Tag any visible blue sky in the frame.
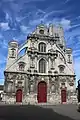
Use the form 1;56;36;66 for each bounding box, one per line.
0;0;80;87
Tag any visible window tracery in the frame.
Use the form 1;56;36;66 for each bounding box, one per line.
38;42;46;52
39;58;46;73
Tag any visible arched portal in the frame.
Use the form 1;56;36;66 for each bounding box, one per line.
16;89;22;102
37;81;47;103
61;89;66;103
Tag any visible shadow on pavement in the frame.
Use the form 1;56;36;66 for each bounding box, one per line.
0;105;75;120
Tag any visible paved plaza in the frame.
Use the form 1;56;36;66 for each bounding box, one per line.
41;104;80;120
0;104;79;120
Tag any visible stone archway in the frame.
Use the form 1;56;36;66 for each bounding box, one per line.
16;89;22;102
37;81;47;103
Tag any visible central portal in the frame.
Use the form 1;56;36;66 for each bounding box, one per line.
37;81;47;103
16;89;22;102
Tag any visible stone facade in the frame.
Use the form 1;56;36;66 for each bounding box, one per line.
2;23;77;104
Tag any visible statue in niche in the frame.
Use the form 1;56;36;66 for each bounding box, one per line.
11;82;15;93
30;84;34;92
52;77;55;82
30;54;35;67
7;81;13;93
51;84;55;93
55;79;59;92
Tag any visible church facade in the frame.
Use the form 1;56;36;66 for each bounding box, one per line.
2;24;77;104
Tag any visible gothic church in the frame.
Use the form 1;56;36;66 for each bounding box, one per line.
2;23;77;104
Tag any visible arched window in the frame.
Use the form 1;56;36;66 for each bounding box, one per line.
18;62;25;71
39;59;46;73
39;29;44;34
11;48;16;58
58;65;65;73
38;43;46;52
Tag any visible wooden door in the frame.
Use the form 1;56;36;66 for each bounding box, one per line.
61;89;66;103
16;89;22;102
37;81;47;103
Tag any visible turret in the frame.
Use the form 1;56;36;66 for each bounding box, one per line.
49;23;53;36
35;23;48;35
66;48;72;64
6;40;18;69
57;24;65;47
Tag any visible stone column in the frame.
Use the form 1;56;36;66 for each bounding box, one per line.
48;57;51;71
47;76;50;94
7;81;13;93
35;56;37;70
12;81;15;93
51;56;55;69
55;76;59;94
28;55;31;68
30;54;35;67
25;75;29;94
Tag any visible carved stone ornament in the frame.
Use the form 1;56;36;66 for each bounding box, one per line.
59;76;66;81
9;73;17;80
67;76;74;83
69;82;74;86
61;79;66;82
17;74;25;80
5;73;17;80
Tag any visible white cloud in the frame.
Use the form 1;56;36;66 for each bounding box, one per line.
0;34;3;39
73;49;80;58
20;25;31;34
24;0;45;3
0;57;6;64
36;9;45;15
60;18;71;30
3;40;8;49
29;18;44;26
16;12;32;22
0;22;10;31
43;10;64;20
2;0;15;1
64;0;71;4
0;39;8;49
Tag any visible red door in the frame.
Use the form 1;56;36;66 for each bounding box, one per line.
61;89;66;103
37;81;47;103
16;89;22;102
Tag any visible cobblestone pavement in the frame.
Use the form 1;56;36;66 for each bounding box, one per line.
0;104;79;120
